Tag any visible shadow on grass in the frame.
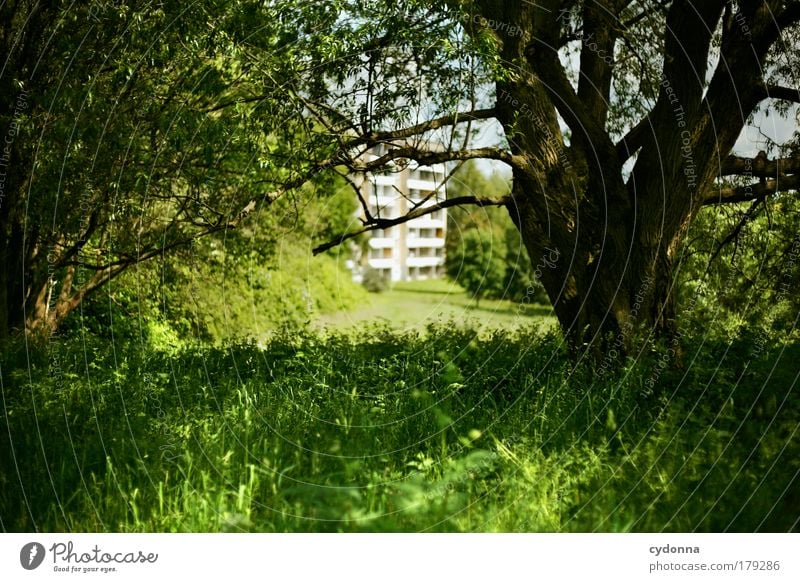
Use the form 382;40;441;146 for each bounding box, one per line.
390;286;455;296
466;301;554;319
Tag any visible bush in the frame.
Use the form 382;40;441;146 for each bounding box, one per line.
361;267;388;293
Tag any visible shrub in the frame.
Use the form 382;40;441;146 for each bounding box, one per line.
361;267;388;293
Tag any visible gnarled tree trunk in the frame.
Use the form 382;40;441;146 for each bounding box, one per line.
478;0;784;359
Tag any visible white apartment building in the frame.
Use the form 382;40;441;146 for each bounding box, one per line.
352;151;448;282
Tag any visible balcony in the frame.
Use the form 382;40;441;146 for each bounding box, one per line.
408;217;446;229
368;237;394;248
407;237;445;249
368;258;395;270
370;175;397;186
406;178;441;191
407;257;444;268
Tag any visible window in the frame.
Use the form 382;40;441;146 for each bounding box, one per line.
377;203;395;218
418;169;435;183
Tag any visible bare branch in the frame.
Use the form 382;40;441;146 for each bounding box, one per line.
704;198;764;273
332;167;374;224
312;195;510;255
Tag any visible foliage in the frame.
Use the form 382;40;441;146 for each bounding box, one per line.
678;195;800;342
445;161;547;304
361;267;389;293
2;324;797;532
0;1;367;334
59;186;367;344
447;228;507;304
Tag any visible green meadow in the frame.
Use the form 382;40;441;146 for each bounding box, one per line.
2;283;797;532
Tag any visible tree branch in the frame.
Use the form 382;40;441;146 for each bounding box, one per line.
757;83;800;103
720;152;800;177
576;3;619;129
345;108;498;149
529;35;617;164
700;1;792;161
616;115;649;160
312;195;510;255
704;198;765;272
620;0;672;31
703;174;800;205
349;145;521;173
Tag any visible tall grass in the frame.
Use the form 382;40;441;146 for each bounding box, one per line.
1;324;797;532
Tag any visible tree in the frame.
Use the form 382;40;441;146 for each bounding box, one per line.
295;0;800;358
448;227;506;306
445;161;547;304
0;1;334;338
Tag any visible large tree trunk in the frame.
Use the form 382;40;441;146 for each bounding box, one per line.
510;174;680;360
493;66;685;358
481;0;763;360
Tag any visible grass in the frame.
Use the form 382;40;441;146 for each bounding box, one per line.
1;323;798;532
313;278;557;335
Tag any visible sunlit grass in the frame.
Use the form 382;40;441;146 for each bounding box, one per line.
313;278;557;335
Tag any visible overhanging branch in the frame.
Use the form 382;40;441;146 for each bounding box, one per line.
703;174;800;205
350;145;521;173
757;84;800;104
344;109;498;150
704;198;765;273
720;152;800;177
312;195;510;255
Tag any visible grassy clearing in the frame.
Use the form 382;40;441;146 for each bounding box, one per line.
313;278;557;335
2;326;797;532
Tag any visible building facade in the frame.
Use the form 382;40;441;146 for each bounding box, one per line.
353;154;448;282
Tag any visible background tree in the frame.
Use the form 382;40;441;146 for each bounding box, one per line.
447;227;506;306
445;160;546;304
